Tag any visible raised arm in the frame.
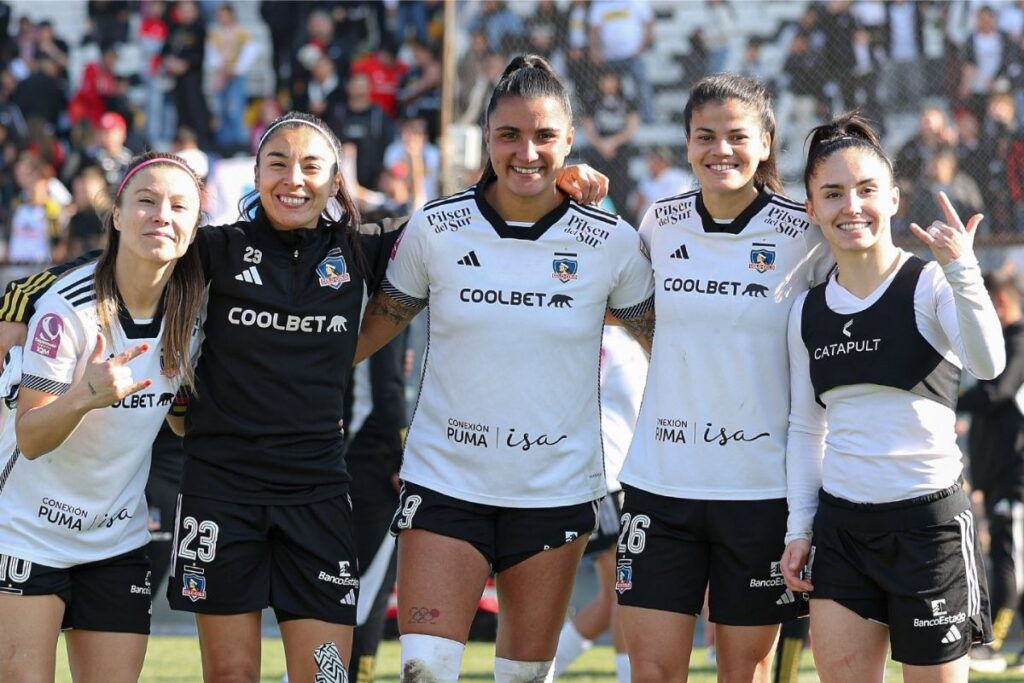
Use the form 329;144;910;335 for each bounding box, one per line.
911;192;1005;380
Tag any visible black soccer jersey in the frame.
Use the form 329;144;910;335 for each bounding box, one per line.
181;213;400;504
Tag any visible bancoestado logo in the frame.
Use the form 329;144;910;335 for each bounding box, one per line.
914;612;967;628
227;308;348;333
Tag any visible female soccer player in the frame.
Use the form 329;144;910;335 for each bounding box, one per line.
0;152;205;683
0;110;609;683
615;73;833;681
782;114;1005;682
354;55;655;683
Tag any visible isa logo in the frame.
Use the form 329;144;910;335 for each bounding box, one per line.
615;559;633;594
317;249;352;289
30;313;64;359
181;566;207;602
552;252;579;283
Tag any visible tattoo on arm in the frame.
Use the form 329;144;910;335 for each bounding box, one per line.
367;292;426;328
618;310;656;353
87;381;97;396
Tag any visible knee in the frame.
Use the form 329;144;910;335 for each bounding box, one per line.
716;660;771;683
629;658;685;683
202;655;260;683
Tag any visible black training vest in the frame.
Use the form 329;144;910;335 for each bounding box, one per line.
800;256;960;409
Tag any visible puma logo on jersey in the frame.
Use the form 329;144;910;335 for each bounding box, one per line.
548;294;573;308
234;266;263;285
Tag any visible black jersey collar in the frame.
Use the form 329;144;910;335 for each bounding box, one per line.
115;287;166;339
696;188;773;235
251;209;328;253
474;181;570;241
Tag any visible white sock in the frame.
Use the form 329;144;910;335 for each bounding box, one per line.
399;634;465;683
553;621;592;676
494;657;555;683
615;653;631;683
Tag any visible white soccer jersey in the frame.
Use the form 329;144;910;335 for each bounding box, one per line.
600;326;647;492
386;185;654;507
619;189;833;500
0;264;200;568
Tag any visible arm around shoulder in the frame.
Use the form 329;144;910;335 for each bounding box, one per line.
355;289;425;365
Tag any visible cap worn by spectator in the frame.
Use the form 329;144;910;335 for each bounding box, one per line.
99;112;126;133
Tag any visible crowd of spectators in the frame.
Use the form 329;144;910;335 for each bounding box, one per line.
451;1;1024;232
11;0;1024;273
766;1;1024;236
0;0;446;271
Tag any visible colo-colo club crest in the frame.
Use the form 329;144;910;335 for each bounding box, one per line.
317;248;351;289
748;242;776;274
552;252;579;283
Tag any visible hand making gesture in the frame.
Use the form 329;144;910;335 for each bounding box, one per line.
909;191;982;266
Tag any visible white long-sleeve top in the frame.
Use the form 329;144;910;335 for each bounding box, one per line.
785;251;1005;543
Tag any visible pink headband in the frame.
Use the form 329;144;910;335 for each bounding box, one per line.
116;158;197;198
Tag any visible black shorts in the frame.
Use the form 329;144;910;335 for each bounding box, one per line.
809;483;992;666
615;486;802;625
166;493;358;625
390;481;599;573
585;490;623;556
0;547;152;634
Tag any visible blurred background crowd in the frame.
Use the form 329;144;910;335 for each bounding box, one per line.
4;0;1024;276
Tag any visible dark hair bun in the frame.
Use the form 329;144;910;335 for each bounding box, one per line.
806;112;882;157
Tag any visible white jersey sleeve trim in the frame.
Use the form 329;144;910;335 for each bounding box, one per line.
384;211;431;301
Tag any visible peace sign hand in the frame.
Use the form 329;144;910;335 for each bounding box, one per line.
909;192;982;266
74;334;152;410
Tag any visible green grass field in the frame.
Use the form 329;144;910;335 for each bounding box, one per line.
52;637;1024;682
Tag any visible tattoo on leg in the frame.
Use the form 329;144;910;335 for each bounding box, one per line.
408;606;440;625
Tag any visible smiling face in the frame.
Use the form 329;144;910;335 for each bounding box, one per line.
113;165;201;265
687;98;771;198
484;95;573;206
806;147;899;255
256;125;340;231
